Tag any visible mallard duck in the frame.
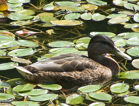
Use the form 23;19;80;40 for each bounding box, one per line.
15;35;131;86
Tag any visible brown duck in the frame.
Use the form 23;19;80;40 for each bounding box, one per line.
15;35;131;86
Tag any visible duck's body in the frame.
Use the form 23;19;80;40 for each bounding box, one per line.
15;35;131;86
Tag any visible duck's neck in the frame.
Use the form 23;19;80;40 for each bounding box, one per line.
88;53;120;76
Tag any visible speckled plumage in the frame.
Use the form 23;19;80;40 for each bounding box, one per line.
15;35;131;86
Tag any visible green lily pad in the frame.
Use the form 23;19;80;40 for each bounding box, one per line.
19;89;48;96
0;62;18;71
18;40;38;47
134;85;139;91
0;81;10;88
87;0;107;6
48;41;74;48
66;94;84;105
51;20;83;26
90;32;116;38
13;83;35;93
12;101;39;106
107;14;127;19
126;37;139;46
8;13;33;21
59;6;85;12
81;13;92;20
38;84;62;90
92;13;106;21
124;3;139;11
113;0;125;6
134;13;139;22
124;23;139;29
16;9;34;16
89;92;112;102
78;85;101;93
0;31;15;41
37;54;54;61
0;93;14;101
8;0;30;3
108;16;130;24
29;94;58;102
89;102;105;106
49;48;78;56
0;41;18;49
118;32;139;39
10;20;33;26
6;78;24;87
117;70;139;79
43;4;54;11
64;13;80;20
8;48;36;57
110;83;129;94
132;59;139;69
55;1;80;7
124;96;139;104
127;47;139;57
114;38;126;47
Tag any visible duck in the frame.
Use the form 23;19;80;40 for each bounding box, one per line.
15;35;132;86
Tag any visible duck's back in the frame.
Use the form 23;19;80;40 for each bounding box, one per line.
21;53;112;85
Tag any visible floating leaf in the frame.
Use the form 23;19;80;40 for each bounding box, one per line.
0;62;18;71
66;94;84;105
132;59;139;69
48;41;74;48
124;3;139;11
18;40;38;48
43;4;54;11
0;93;14;101
110;83;129;94
113;0;125;6
107;14;127;19
64;13;80;20
133;13;139;22
134;85;139;91
0;41;18;49
126;37;139;46
55;1;80;7
78;85;101;93
0;30;15;41
87;0;107;6
90;32;116;38
0;81;10;89
29;94;58;102
38;84;62;90
89;92;112;102
51;20;83;26
127;47;139;57
8;48;36;57
81;13;92;20
59;6;84;12
82;4;98;11
89;102;105;106
92;13;106;21
12;101;39;106
19;89;48;96
6;78;24;87
114;38;126;47
118;70;139;79
124;96;139;104
37;54;54;61
0;49;6;56
118;32;139;39
16;9;35;16
108;16;130;24
8;0;30;3
10;20;33;26
13;83;35;93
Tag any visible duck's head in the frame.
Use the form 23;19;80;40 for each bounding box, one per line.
88;35;132;61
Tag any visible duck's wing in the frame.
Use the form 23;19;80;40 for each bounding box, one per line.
25;53;96;73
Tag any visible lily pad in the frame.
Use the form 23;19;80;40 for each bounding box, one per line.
0;62;18;71
38;84;62;90
64;13;80;20
0;93;14;101
107;14;127;19
48;41;74;48
13;83;35;93
0;81;10;89
78;85;101;93
12;101;39;106
110;83;129;94
133;13;139;22
80;13;92;20
108;16;130;24
92;13;106;21
87;0;107;6
17;40;38;47
51;20;83;26
0;49;6;56
10;20;33;26
114;38;126;47
89;92;112;102
134;85;139;91
29;94;58;102
8;0;30;3
89;102;105;106
0;41;18;49
55;1;80;7
132;59;139;69
19;89;48;96
8;48;36;57
16;9;35;16
126;37;139;46
127;47;139;57
118;32;139;39
117;70;139;79
81;4;98;11
90;32;116;38
66;94;84;105
124;96;139;104
43;4;55;11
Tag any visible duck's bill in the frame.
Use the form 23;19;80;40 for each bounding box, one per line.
114;47;132;60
